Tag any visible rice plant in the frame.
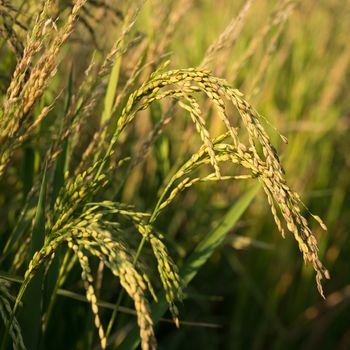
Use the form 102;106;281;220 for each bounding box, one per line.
1;0;347;349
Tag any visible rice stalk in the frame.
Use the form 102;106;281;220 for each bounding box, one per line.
0;2;332;349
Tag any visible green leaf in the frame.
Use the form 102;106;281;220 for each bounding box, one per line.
51;65;74;206
21;146;35;198
100;41;123;137
180;182;261;284
30;166;47;256
118;182;260;350
44;67;74;335
18;163;48;350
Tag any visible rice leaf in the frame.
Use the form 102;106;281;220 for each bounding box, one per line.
101;38;123;132
18;163;47;350
51;65;74;206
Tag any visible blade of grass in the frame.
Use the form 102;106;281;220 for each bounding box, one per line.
118;182;260;350
51;65;74;206
17;163;47;350
43;66;75;335
99;35;123;145
21;146;35;199
102;55;122;124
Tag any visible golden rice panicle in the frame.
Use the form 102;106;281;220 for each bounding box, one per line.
116;249;157;350
0;151;10;178
68;240;107;349
23;243;54;282
102;237;156;350
52;163;108;232
18;0;87;118
71;223;156;350
178;96;221;179
3;0;53;106
0;0;87;178
219;84;329;294
111;67;328;294
137;224;182;326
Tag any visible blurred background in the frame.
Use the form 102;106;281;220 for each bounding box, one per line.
1;0;350;349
